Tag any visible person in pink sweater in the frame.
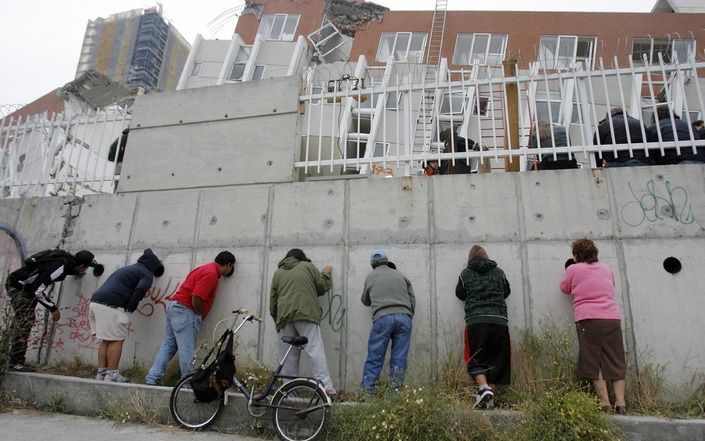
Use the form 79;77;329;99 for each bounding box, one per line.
560;239;627;414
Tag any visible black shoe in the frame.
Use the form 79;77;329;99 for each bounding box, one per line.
10;364;35;372
615;406;627;415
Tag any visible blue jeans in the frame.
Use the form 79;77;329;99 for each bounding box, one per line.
146;301;200;384
361;313;413;393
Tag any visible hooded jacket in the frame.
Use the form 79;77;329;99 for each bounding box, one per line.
455;258;511;326
269;256;332;331
91;249;162;313
7;250;88;312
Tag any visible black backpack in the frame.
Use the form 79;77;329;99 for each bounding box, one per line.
7;249;72;291
190;329;236;402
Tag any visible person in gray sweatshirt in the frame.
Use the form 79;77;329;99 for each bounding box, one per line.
360;249;415;394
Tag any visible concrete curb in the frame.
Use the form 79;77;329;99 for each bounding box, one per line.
2;372;705;441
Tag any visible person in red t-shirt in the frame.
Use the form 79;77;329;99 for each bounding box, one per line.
145;251;236;385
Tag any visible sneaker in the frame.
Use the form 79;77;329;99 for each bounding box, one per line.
9;364;35;372
474;387;495;410
145;378;160;386
105;370;129;383
96;368;107;381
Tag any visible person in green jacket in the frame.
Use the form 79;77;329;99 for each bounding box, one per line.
455;245;511;410
270;248;336;396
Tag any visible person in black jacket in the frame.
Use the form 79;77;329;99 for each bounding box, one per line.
455;245;511;410
646;106;704;164
594;107;652;167
529;121;579;170
6;249;95;372
89;249;163;382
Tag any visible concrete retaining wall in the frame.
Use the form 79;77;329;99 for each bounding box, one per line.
1;166;704;390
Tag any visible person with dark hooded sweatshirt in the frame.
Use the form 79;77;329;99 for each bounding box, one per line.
455;245;511;410
270;248;336;398
89;249;164;382
6;249;96;372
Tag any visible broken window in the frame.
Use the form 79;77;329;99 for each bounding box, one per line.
632;37;695;64
228;46;252;81
257;14;300;41
538;35;595;69
375;32;428;63
452;33;507;65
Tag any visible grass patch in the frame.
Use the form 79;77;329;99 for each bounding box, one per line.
42;356;96;378
515;388;622;441
328;385;498;441
98;391;159;425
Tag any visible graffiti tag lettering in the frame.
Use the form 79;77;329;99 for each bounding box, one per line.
620;180;703;228
320;288;346;332
137;278;181;317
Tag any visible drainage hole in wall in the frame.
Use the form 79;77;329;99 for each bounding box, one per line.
663;257;682;274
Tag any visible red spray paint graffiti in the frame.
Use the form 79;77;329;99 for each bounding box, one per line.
136;277;181;317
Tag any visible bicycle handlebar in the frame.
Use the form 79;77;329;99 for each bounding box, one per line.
233;307;262;323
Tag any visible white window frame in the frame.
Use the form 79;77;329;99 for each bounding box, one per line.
228;46;252;82
452;33;508;66
252;65;266;80
375;32;428;63
257;14;300;41
191;62;202;77
631;37;696;64
538;35;596;69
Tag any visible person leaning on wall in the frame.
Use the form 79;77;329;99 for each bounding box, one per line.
560;239;627;415
360;249;415;395
5;249;96;372
269;248;337;399
455;245;511;410
145;251;236;385
89;248;164;382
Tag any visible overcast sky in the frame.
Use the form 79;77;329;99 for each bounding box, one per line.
0;0;656;106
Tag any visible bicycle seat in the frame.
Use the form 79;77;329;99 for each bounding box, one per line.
281;336;308;346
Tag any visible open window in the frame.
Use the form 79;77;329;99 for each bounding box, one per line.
228;46;252;82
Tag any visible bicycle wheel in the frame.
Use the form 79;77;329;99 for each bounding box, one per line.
169;372;224;429
271;379;330;441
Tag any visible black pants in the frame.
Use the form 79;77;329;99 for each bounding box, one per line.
8;287;38;366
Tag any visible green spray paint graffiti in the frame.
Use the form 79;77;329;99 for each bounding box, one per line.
620;180;703;227
320;287;346;332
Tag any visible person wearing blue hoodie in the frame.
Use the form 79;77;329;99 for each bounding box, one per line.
89;249;164;382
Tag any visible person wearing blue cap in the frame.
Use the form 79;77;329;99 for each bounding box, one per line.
360;249;415;394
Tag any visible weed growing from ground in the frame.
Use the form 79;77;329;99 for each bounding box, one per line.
328;385;498;441
515;388;622;441
99;391;159;425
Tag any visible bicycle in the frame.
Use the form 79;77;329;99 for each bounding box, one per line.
169;308;332;441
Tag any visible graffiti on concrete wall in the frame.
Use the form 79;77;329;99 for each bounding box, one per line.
620;180;703;228
320;287;346;332
136;277;181;317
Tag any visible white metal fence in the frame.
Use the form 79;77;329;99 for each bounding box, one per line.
298;53;705;177
0;108;130;199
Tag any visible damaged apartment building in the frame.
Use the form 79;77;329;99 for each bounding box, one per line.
175;0;705;179
3;0;705;194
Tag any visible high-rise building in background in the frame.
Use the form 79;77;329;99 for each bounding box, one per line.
75;5;191;93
